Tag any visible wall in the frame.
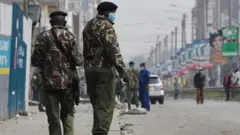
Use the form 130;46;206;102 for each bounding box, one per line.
0;1;12;121
0;2;32;120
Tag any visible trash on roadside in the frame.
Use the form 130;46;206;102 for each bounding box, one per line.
127;108;147;115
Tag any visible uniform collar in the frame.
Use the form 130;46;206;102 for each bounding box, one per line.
52;25;68;30
96;14;114;25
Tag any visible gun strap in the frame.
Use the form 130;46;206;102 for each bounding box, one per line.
50;28;76;71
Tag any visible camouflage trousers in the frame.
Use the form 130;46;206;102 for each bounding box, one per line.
85;68;116;135
127;88;139;108
43;90;75;135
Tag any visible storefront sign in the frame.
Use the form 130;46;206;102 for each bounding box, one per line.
222;27;239;57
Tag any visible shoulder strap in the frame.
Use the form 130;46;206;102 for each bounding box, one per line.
51;28;76;70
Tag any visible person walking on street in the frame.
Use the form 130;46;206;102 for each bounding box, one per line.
194;68;205;105
139;63;150;111
126;61;139;110
115;72;123;104
173;78;180;100
223;71;232;101
31;11;83;135
82;2;129;135
31;69;45;112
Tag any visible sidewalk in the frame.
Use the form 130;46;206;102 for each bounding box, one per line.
0;104;120;135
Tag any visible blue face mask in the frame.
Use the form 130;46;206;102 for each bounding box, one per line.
108;13;116;22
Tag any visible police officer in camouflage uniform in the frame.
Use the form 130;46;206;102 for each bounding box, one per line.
83;2;129;135
31;11;82;135
126;61;139;110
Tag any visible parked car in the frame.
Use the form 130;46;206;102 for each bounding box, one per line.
148;74;164;104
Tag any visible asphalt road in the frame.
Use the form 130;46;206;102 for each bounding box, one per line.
120;99;240;135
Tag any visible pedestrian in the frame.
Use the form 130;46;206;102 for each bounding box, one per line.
139;63;150;111
31;11;83;135
82;2;129;135
32;69;45;112
194;68;205;105
126;61;139;111
232;68;240;85
31;75;39;102
173;77;180;100
115;71;123;103
223;71;232;101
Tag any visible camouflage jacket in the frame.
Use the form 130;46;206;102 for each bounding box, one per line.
82;15;127;77
31;26;83;90
127;68;139;89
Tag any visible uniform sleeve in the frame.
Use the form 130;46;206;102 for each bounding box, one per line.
31;35;45;67
71;36;83;66
100;23;127;77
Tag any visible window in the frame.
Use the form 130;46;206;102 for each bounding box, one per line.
68;3;75;10
149;77;160;84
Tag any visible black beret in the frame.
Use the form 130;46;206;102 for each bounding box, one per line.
97;1;118;12
140;63;145;66
129;61;134;65
49;11;67;18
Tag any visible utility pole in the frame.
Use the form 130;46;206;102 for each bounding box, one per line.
156;36;160;64
171;31;174;56
23;0;29;14
164;36;166;61
228;0;232;27
191;8;195;42
181;14;186;48
216;0;220;29
203;0;207;38
159;42;162;62
166;35;168;60
175;27;178;54
154;48;157;67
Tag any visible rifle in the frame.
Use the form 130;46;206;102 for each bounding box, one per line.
51;28;80;106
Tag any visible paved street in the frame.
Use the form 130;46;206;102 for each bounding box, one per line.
120;99;240;135
0;104;120;135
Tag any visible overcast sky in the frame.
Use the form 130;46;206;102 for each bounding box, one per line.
103;0;196;62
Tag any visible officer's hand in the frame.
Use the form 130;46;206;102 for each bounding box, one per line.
122;74;129;83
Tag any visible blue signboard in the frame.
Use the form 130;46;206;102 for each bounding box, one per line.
8;3;27;117
0;38;11;74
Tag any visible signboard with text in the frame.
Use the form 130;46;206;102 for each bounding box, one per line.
0;38;11;74
222;27;239;57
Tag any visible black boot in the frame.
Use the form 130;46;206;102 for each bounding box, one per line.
128;104;131;111
38;104;45;112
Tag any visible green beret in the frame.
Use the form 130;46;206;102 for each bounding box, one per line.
49;11;67;18
97;2;118;12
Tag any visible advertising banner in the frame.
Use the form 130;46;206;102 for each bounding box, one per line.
222;27;239;57
209;30;227;64
0;38;11;74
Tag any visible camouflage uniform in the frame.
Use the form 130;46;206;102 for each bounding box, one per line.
83;14;127;135
126;68;139;109
31;21;82;135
